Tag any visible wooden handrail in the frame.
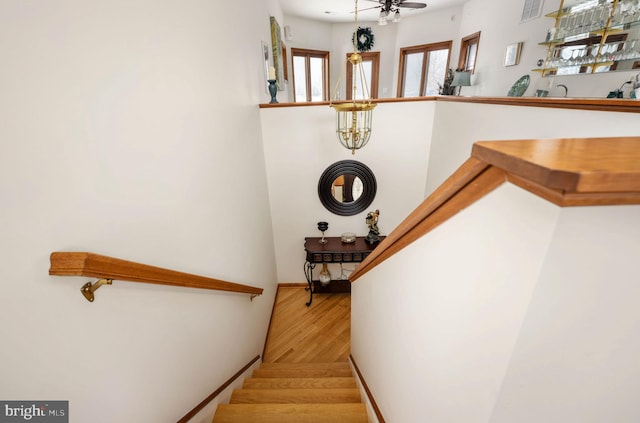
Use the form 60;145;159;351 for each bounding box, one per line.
49;252;263;301
259;96;640;114
350;137;640;282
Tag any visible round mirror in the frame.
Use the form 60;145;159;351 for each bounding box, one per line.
330;175;364;203
318;160;376;216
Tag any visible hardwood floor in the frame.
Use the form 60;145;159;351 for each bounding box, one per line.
212;287;364;422
262;285;351;363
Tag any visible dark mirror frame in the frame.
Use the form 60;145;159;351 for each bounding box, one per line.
318;160;377;216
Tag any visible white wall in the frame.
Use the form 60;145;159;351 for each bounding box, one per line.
458;0;555;96
260;95;640;283
460;0;640;97
351;182;640;421
393;6;465;92
260;101;434;282
0;1;278;422
285;6;463;99
352;184;562;422
490;205;640;422
330;21;400;99
427;101;640;195
279;15;333;103
284;0;640;98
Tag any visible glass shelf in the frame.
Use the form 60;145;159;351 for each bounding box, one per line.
536;0;640;76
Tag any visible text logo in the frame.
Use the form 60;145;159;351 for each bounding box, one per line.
0;401;68;423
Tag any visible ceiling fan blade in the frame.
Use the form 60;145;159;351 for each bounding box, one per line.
397;2;427;8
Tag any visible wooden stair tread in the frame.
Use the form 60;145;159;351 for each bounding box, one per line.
212;403;368;423
252;367;353;378
242;377;357;389
259;361;351;370
230;388;361;404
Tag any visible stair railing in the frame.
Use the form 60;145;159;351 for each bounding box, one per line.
350;136;640;282
49;251;263;302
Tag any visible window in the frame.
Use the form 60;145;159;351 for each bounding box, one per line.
458;31;481;73
397;41;452;98
346;52;380;99
291;48;329;102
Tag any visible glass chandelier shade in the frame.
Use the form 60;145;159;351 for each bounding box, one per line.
330;0;376;155
332;101;375;154
378;9;389;25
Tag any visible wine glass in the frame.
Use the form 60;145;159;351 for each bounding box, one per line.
317;221;329;244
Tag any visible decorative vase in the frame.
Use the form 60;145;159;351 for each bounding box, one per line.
319;263;332;286
268;79;278;104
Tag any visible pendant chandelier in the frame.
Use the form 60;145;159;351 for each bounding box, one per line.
330;0;376;155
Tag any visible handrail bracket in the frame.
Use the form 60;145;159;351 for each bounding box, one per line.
81;278;113;302
250;293;260;301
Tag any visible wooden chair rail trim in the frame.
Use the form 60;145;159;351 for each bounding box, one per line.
349;137;640;282
259;96;640;114
436;95;640;114
176;355;260;423
49;252;264;295
350;354;386;423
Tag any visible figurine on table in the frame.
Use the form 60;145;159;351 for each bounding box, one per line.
365;209;380;244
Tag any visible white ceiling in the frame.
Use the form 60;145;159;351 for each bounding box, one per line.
279;0;469;23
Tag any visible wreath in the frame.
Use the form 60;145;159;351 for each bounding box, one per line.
352;27;375;52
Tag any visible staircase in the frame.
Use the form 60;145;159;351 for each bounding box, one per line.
212;361;369;422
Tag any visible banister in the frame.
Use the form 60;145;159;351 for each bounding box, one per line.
350;137;640;282
49;252;263;302
259;96;640;114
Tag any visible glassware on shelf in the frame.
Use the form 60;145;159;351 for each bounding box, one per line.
556;2;613;40
538;0;640;74
621;40;639;60
587;44;601;63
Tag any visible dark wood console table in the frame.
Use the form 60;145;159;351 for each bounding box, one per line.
303;236;384;306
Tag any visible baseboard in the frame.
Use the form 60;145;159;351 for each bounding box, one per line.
176;355;260;423
349;354;386;423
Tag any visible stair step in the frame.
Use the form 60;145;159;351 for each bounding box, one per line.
230;388;361;404
253;362;353;379
252;367;353;378
259;361;351;370
212;403;368;423
242;376;357;389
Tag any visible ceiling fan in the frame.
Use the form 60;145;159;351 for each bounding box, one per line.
358;0;427;24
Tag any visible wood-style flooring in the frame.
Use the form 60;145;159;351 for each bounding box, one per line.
262;285;351;363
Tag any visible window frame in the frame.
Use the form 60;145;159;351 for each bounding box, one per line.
396;41;452;98
458;31;481;73
291;48;330;102
346;51;381;99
